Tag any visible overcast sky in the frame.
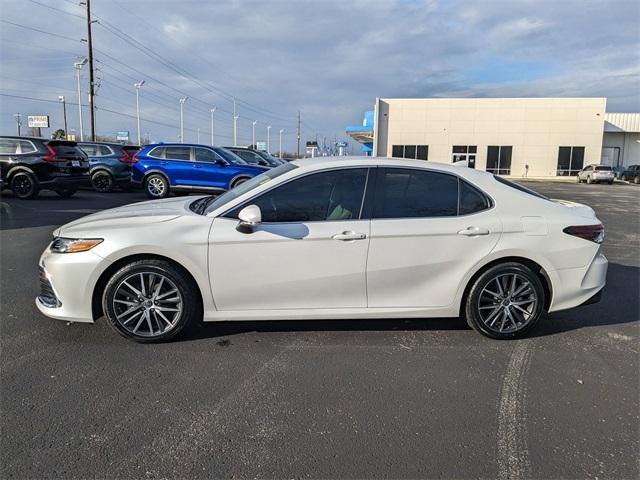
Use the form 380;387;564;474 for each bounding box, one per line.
1;0;639;152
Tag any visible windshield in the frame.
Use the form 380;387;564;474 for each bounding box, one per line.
255;150;284;166
202;162;298;215
213;147;248;165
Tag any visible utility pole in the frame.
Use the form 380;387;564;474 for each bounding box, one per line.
210;107;216;146
267;125;272;153
74;58;88;141
232;98;239;146
197;128;200;143
58;96;68;139
252;121;257;148
13;113;21;136
279;129;284;158
84;0;96;141
179;97;188;143
296;111;301;158
134;80;144;145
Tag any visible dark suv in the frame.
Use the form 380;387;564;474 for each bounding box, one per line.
225;146;284;167
0;136;90;199
78;142;137;192
622;165;640;184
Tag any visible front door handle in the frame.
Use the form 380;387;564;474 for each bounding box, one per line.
332;231;367;241
458;226;490;236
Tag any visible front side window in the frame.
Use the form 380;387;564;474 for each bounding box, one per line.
227;168;368;222
486;146;512;175
373;168;458;218
195;147;222;163
164;146;191;161
557;146;585;176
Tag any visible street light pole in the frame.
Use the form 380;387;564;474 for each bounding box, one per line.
252;121;257;148
74;57;88;141
232;98;239;146
279;129;284;158
13;113;21;136
267;125;271;153
210;107;216;146
134;80;144;145
179;97;188;143
58;96;68;139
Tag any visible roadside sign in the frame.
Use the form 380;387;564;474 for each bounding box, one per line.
116;131;129;141
256;141;267;152
27;115;49;128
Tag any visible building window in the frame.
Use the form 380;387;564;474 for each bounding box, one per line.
391;145;428;160
486;146;512;175
556;146;585;176
452;145;477;168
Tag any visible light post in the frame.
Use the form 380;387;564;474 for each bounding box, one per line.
179;97;188;143
74;57;88;141
58;96;68;139
232;98;239;146
279;129;284;158
197;128;200;143
13;113;21;136
267;125;271;153
252;120;257;148
134;80;144;145
210;107;216;146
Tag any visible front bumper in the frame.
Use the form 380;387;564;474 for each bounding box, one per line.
548;250;608;312
35;246;110;323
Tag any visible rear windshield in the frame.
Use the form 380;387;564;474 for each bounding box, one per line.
493;175;549;200
46;141;86;157
595;166;612;171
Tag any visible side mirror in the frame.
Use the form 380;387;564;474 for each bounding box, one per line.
236;204;261;234
216;159;228;166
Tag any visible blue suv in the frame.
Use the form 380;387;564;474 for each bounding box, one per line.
78;142;138;192
131;144;269;198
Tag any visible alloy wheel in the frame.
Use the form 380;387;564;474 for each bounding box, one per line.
477;273;538;334
112;272;183;337
92;172;113;192
12;174;34;197
147;177;166;196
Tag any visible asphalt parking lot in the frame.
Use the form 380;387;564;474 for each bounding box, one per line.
1;182;638;479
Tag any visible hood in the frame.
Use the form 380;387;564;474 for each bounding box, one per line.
55;195;201;237
552;199;597;219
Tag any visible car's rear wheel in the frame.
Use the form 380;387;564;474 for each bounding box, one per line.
103;259;201;343
91;171;114;192
10;172;39;199
145;174;169;198
634;176;640;184
55;187;78;198
464;262;545;340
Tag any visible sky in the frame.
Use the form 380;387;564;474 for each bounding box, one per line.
1;0;639;153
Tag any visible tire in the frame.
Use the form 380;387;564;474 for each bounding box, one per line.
102;259;201;343
10;171;39;199
145;174;169;198
91;171;114;193
231;176;250;189
586;176;592;184
464;262;545;340
55;187;78;198
576;176;581;183
634;176;640;185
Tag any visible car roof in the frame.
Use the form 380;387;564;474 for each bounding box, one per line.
144;143;221;148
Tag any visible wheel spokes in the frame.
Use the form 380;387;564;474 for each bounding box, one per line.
478;273;538;334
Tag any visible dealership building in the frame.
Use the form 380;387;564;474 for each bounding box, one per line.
346;98;639;177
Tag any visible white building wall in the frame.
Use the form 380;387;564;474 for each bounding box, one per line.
375;98;607;177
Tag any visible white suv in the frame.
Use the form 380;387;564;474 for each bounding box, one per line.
577;164;615;184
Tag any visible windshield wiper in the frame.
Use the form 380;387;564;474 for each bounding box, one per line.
191;196;217;215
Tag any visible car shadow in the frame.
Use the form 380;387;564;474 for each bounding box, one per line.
177;262;639;342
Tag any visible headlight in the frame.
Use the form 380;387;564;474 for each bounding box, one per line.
50;237;103;253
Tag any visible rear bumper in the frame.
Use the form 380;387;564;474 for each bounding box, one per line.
548;251;608;312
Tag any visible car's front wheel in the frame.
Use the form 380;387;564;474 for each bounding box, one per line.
464;262;545;340
145;174;169;198
103;259;201;342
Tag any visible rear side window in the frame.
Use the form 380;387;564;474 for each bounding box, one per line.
459;180;491;215
98;145;113;156
164;146;191;161
373;168;458;218
149;146;166;158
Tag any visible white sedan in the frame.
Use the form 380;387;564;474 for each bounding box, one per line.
36;157;608;342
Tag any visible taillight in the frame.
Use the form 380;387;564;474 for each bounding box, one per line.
43;145;58;162
119;149;131;163
130;151;140;164
563;224;605;243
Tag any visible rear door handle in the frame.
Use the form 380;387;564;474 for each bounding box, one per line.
160;161;168;165
458;226;490;236
332;231;367;241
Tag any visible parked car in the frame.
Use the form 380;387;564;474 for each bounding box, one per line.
611;165;626;179
131;144;268;198
621;164;640;184
0;136;90;199
78;142;136;192
37;157;607;343
225;146;284;167
577;164;615;184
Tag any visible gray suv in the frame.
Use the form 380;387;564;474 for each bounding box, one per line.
577;164;615;184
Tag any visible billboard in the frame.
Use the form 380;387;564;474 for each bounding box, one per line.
255;141;267;152
116;131;130;141
27;115;49;128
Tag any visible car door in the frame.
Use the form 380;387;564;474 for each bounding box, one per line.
193;147;230;190
208;167;371;310
366;167;502;308
162;146;194;185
